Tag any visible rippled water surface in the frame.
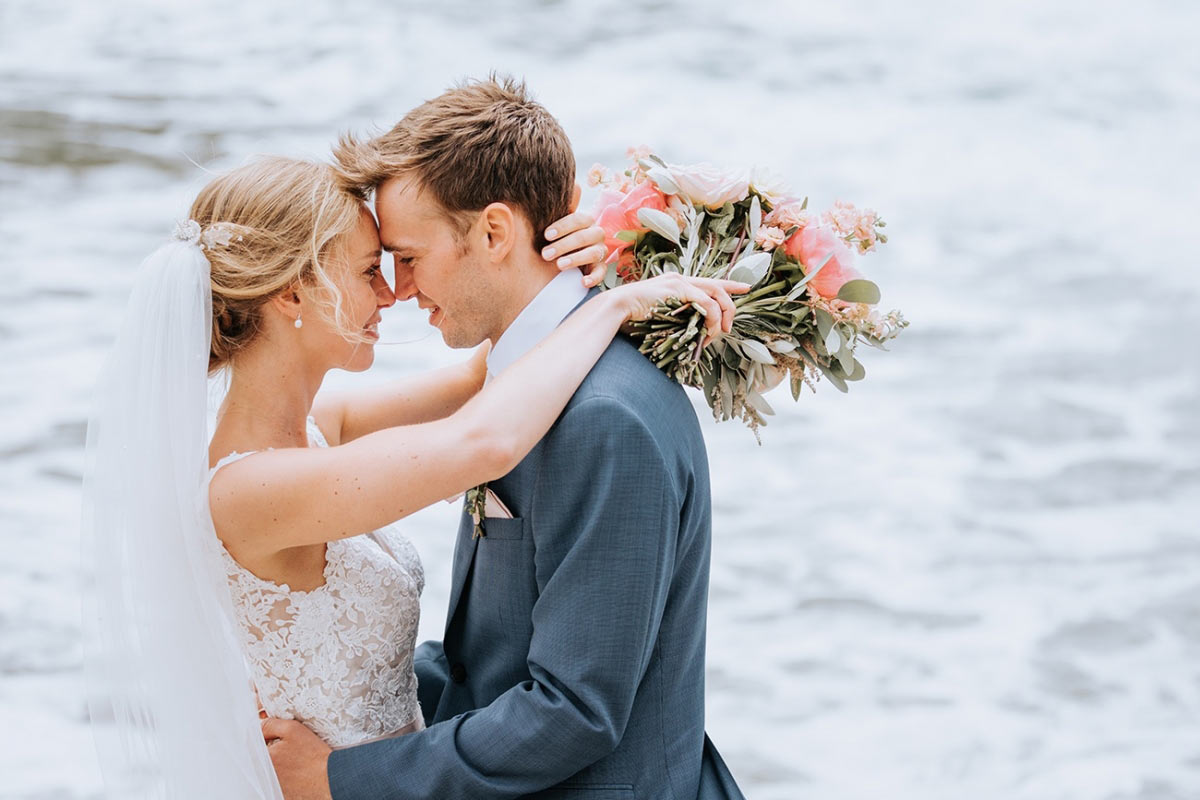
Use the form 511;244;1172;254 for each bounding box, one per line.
2;1;1198;798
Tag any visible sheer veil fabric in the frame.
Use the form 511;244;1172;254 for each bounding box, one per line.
81;240;283;798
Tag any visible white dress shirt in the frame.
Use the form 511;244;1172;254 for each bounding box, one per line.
486;268;590;378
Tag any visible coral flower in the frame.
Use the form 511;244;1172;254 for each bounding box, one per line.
783;225;863;298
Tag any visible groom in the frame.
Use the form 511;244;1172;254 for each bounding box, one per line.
266;76;745;800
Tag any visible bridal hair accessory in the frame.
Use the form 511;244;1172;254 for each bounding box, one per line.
172;218;241;250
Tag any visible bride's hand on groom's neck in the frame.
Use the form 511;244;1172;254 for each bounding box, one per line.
543;183;609;288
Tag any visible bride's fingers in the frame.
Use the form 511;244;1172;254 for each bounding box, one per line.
549;242;609;277
542;226;604;262
580;255;609;287
543;211;597;243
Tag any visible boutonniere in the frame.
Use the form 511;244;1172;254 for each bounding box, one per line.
465;483;488;539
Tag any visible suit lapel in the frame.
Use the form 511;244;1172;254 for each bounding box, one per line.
442;288;598;633
444;507;479;633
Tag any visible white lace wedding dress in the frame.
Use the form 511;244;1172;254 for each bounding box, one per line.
208;416;425;748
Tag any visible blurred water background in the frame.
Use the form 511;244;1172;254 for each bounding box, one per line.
1;0;1198;797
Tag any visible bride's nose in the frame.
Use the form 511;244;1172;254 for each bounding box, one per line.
372;271;396;308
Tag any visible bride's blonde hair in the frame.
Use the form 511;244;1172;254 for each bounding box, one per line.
187;156;366;373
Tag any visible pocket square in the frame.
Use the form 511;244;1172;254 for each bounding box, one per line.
484;488;513;519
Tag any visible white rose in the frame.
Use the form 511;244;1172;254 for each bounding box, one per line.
748;166;793;206
665;162;750;208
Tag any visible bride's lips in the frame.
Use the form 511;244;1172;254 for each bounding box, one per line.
363;316;380;340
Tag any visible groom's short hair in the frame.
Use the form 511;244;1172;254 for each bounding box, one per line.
333;74;575;251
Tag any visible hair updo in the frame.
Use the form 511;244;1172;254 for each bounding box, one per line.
187;156;365;373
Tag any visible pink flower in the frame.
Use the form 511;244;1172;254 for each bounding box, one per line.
822;200;880;253
626;144;653;162
664;162;749;208
593;181;669;262
586;163;610;187
754;225;787;251
783;225;863;299
765;202;816;233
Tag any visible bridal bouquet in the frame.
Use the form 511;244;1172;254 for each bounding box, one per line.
590;148;907;437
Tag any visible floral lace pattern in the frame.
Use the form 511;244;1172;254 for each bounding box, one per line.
210;417;425;748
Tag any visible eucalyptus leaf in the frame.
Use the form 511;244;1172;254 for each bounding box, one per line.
637;207;681;245
720;343;742;370
603;262;620;289
817;362;849;393
645;167;680;195
824;326;841;356
728;252;772;286
837;342;855;374
844;358;867;381
615;230;639;243
741;339;777;365
767;338;797;354
790;372;803;401
836;279;881;304
815;307;834;339
747;391;775;416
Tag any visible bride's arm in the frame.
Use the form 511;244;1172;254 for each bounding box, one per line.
311;347;488;446
209;275;745;558
313;212;609;445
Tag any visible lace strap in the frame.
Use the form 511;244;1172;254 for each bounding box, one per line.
208;416;323;480
209;449;258;477
306;415;329;448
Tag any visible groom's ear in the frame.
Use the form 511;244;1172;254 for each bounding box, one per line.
479;202;518;263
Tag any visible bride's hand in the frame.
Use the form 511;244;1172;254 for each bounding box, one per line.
542;183;609;288
607;274;750;347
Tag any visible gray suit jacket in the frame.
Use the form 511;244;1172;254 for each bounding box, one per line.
328;301;744;799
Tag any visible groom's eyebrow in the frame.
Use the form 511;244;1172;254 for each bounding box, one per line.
381;241;419;256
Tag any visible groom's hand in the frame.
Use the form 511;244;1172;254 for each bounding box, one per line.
262;718;333;800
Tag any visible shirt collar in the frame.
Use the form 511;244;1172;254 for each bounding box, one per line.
486;269;589;378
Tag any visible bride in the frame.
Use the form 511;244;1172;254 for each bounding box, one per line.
82;155;743;798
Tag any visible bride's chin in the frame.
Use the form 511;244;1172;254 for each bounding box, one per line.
343;347;376;372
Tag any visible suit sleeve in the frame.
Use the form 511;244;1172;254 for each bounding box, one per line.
327;396;680;799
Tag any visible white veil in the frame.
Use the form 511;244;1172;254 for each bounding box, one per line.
81;232;283;799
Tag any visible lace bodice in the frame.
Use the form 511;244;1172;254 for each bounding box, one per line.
209;417;425;748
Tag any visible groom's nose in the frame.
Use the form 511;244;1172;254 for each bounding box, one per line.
391;255;418;301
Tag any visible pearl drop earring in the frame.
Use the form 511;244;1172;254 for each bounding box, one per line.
294;311;303;329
